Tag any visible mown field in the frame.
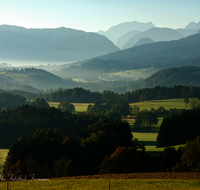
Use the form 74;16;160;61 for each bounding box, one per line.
49;98;198;113
48;102;93;112
101;68;154;81
1;178;200;189
130;98;199;111
0;72;30;82
0;149;8;165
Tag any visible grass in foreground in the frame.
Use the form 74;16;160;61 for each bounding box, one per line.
1;179;200;189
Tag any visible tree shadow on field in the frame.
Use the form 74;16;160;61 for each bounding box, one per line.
138;141;156;146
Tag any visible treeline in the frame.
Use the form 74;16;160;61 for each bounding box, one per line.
37;85;200;103
0;89;38;100
156;107;200;148
0;105;105;148
0;93;26;111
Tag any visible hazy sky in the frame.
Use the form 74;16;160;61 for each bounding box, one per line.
0;0;199;32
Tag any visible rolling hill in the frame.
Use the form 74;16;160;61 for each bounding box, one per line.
57;33;200;80
133;38;155;47
116;30;141;49
141;66;200;88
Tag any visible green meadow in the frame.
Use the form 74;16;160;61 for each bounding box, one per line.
48;102;93;112
3;72;30;82
102;68;154;80
0;179;200;189
0;149;8;166
130;98;199;111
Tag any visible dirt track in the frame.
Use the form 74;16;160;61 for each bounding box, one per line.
52;172;200;180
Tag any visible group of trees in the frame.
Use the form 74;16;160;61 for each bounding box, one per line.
156;107;200;147
2;118;136;178
134;110;158;128
87;100;131;120
0;105;105;148
133;106;188;129
3;117;200;178
0;93;26;111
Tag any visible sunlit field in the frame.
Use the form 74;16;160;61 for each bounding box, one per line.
0;179;199;189
0;149;8;165
130;98;199;111
48;102;93;112
101;68;154;81
3;72;29;82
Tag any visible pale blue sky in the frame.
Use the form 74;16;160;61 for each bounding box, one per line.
0;0;199;32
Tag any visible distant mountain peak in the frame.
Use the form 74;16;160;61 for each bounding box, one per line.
184;21;200;30
97;21;155;44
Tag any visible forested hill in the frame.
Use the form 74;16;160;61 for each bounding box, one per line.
0;25;119;63
0;68;79;90
141;66;200;88
58;33;200;77
97;32;200;61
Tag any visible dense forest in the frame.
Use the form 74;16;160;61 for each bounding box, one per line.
156;107;200;147
141;65;200;88
0;105;106;148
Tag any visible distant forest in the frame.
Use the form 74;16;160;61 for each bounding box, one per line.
38;85;200;103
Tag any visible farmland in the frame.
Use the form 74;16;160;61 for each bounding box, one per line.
0;149;8;165
101;68;154;81
129;98;199;111
1;177;200;189
49;98;197;113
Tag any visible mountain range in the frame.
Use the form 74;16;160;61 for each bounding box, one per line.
98;21;154;45
122;27;185;49
99;21;200;49
58;32;200;79
0;25;119;64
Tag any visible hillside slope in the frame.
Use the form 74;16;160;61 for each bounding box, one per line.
141;66;200;88
122;27;184;49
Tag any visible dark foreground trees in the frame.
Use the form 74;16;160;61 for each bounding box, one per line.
0;105;105;148
2;118;135;178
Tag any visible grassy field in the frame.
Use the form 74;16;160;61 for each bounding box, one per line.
49;98;197;113
130;98;198;110
101;68;154;81
4;73;29;82
130;98;199;111
0;179;200;189
48;102;93;112
0;149;8;163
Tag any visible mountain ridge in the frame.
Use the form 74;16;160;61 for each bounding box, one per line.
0;25;119;64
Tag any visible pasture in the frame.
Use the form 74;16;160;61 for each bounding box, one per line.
101;68;154;81
48;102;92;112
132;131;183;151
3;72;29;82
0;149;8;165
130;98;199;111
0;179;200;189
